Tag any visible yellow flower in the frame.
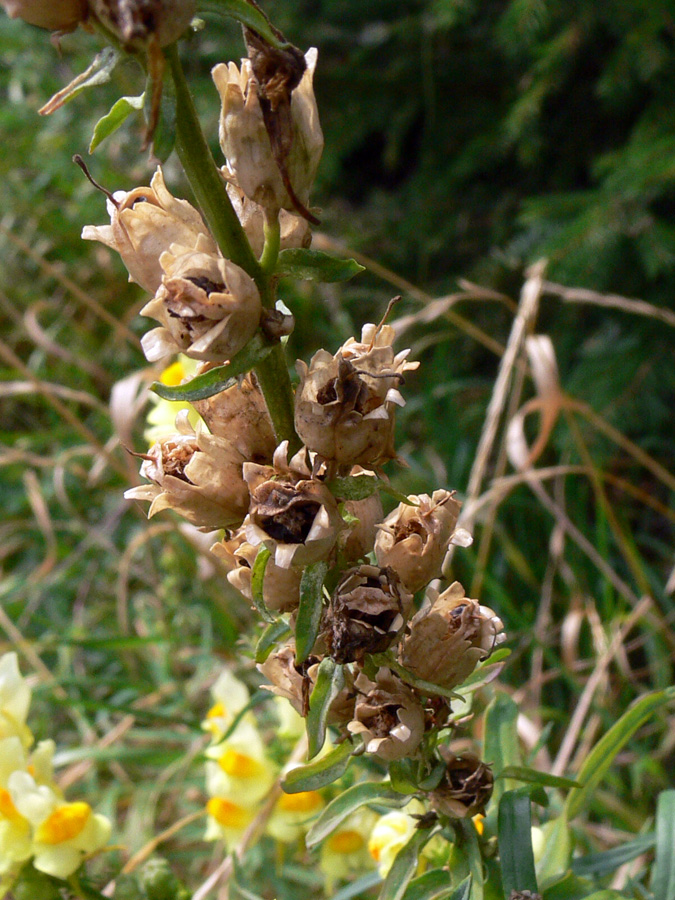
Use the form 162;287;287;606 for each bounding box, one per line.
8;772;111;879
0;737;32;874
319;808;378;892
144;357;201;446
368;801;425;877
0;653;32;747
201;669;251;742
204;796;257;846
267;783;324;843
205;720;275;805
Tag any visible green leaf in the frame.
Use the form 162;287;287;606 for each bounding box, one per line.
332;872;383;900
255;618;291;663
581;893;628;900
306;780;409;848
306;658;345;758
379;826;440;900
498;791;538;898
151;332;277;401
499;766;580;791
458;820;484;900
564;687;675;820
250;545;276;624
198;0;291;49
281;740;353;793
89;94;144;153
295;561;328;664
484;693;520;807
571;832;655;878
40;47;120;116
370;654;460;701
327;474;380;500
403;871;471;900
389;759;419;795
536;815;573;886
653;790;675;900
417;761;447;792
276;248;365;282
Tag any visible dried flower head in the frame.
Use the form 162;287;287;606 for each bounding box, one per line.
347;668;424;761
212;529;301;613
295;322;418;467
212;47;322;215
87;0;195;49
375;490;462;593
243;442;343;569
399;582;504;691
429;754;494;819
226;181;311;257
338;491;384;562
139;244;261;363
257;645;355;723
82;167;215;294
324;565;413;664
190;372;276;464
1;0;85;30
124;412;249;530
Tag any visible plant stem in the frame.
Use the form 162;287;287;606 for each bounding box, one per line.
260;213;281;275
166;43;262;285
167;42;298;447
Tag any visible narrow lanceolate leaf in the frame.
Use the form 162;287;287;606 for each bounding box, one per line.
378;826;440;900
89;94;144;153
571;832;655;878
306;658;345;758
39;47;120;116
250;546;276;624
498;791;539;898
653;790;675;900
281;740;353;793
295;561;328;664
535;815;572;885
306;780;409;848
327;474;380;501
403;870;469;900
151;332;276;401
255;618;291;663
484;693;520;807
388;758;419;795
565;687;675;820
198;0;290;49
499;766;580;791
149;67;176;162
276;248;365;283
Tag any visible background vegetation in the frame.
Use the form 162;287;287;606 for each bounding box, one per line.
0;0;673;896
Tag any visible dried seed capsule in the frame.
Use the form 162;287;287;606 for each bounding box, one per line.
429;754;494;819
295;323;418;467
226;181;311;257
347;668;424;761
399;582;504;691
324;565;412;664
139;245;261;363
124;412;249;531
374;490;462;593
82;167;215;295
88;0;195;49
1;0;86;31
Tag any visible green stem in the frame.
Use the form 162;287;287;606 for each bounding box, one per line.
166;43;262;285
260;214;281;275
167;43;299;448
255;344;300;453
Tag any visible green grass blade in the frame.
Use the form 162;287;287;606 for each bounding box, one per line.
498;791;538;898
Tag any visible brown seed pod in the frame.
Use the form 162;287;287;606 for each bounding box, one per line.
429;754;494;819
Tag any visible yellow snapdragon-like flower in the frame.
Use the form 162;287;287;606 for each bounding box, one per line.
319;808;378;892
204;796;257;846
0;653;32;747
144;356;201;446
0;737;33;875
202;669;251;742
368;800;425;877
267;788;324;843
8;771;111;879
205;719;275;805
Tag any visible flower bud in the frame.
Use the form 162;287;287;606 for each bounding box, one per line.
399;582;504;691
190;372;276;464
226;182;311;257
1;0;85;31
324;565;412;664
124;412;249;530
139;244;261;363
212;47;323;214
243;442;343;569
347;668;424;761
257;645;355;723
375;490;462;593
428;754;493;819
88;0;195;48
212;529;301;613
295;323;418;467
82;167;215;294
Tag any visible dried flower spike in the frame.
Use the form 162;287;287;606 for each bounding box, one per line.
399;581;504;691
347;668;424;761
375;489;462;593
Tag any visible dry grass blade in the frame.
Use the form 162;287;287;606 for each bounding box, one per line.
542;280;675;328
